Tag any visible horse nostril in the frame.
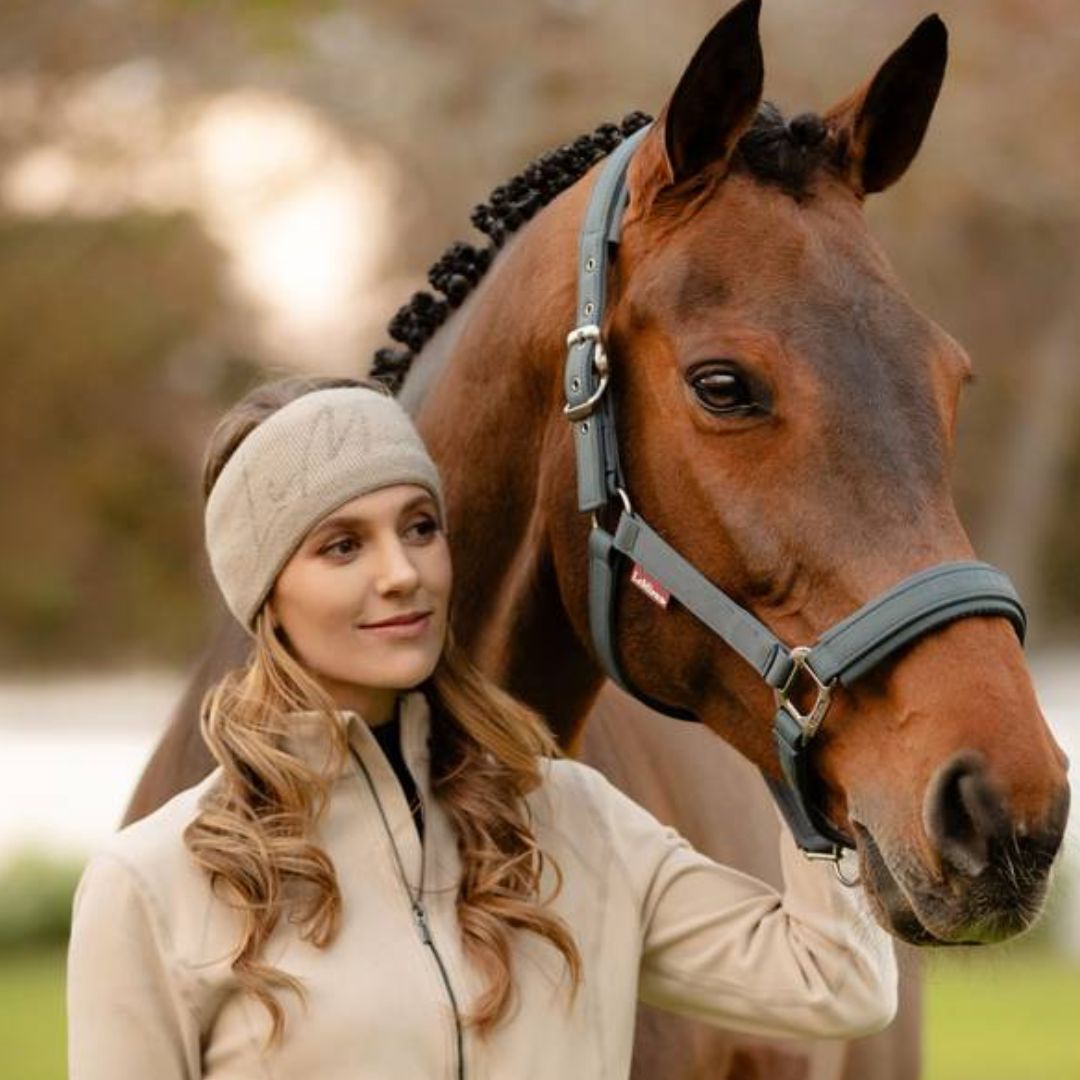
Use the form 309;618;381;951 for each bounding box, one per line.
923;752;1010;877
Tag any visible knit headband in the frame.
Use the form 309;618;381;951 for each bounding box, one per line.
205;386;446;629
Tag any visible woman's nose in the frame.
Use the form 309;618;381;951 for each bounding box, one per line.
375;536;421;593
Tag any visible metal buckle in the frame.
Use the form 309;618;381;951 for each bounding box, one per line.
564;324;609;423
590;486;633;531
774;645;835;741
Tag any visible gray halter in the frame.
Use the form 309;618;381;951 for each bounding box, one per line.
563;126;1026;862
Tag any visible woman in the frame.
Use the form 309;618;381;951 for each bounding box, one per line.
67;375;897;1079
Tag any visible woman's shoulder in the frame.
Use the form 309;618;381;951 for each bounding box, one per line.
536;755;610;806
83;769;225;919
534;756;671;839
70;768;241;1019
530;757;688;895
99;769;221;860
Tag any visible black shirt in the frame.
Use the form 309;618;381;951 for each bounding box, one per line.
371;704;425;838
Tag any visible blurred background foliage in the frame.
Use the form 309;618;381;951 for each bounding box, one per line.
1;0;1077;673
0;849;81;950
0;213;260;665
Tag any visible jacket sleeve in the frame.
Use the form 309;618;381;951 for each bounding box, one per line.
585;766;898;1040
67;852;202;1080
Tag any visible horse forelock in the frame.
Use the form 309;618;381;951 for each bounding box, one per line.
731;101;835;197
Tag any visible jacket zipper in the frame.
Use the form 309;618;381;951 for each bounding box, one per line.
412;900;465;1080
351;746;465;1080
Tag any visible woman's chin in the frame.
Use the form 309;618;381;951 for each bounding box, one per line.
337;654;440;696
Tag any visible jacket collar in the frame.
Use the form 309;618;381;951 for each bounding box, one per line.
282;688;433;785
282;689;465;894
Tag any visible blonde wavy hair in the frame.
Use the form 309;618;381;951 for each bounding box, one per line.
183;376;581;1047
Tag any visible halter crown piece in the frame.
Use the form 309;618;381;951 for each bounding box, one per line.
563;126;1026;867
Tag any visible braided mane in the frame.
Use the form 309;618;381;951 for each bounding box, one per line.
370;103;827;393
370;111;653;393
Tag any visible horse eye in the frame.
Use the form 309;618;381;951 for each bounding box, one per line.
690;366;756;415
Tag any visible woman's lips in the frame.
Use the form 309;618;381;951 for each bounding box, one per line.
359;612;433;639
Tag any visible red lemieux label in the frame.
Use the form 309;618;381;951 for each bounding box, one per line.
630;563;671;608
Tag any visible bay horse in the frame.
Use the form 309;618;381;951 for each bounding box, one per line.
126;3;1070;1077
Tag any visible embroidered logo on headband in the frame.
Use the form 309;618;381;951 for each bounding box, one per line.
241;404;368;554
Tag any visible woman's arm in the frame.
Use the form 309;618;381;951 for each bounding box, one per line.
67;852;202;1080
583;765;898;1039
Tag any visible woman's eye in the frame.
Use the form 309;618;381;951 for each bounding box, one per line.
322;536;360;558
404;516;439;543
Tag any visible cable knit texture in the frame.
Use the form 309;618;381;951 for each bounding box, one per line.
204;387;445;628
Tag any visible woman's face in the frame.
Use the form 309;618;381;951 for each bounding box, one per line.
269;484;452;723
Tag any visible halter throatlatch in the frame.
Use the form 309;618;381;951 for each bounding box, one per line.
564;126;1027;865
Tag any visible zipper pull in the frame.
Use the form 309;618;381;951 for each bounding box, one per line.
413;901;433;945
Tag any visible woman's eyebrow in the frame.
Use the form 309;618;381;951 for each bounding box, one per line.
310;495;437;537
309;515;362;538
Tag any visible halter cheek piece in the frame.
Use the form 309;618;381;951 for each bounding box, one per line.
564;126;1026;865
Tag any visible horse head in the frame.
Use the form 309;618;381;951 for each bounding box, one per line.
403;0;1069;950
536;0;1069;946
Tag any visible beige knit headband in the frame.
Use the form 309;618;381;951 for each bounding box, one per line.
205;387;446;629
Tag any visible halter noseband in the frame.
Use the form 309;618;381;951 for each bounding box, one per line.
563;126;1026;864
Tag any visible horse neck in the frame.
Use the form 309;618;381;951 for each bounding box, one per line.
414;185;605;743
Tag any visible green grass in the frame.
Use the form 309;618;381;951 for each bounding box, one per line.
924;950;1080;1080
0;947;67;1080
3;944;1079;1078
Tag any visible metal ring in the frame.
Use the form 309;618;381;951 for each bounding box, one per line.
834;853;861;888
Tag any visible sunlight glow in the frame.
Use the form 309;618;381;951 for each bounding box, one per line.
0;70;398;371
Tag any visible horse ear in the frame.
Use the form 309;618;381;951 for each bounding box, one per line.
826;15;948;196
661;0;764;185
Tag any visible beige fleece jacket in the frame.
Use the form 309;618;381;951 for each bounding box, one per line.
67;691;897;1080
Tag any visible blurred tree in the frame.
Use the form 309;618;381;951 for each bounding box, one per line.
0;212;261;667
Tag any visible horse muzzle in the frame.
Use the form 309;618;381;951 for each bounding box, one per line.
854;764;1070;945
